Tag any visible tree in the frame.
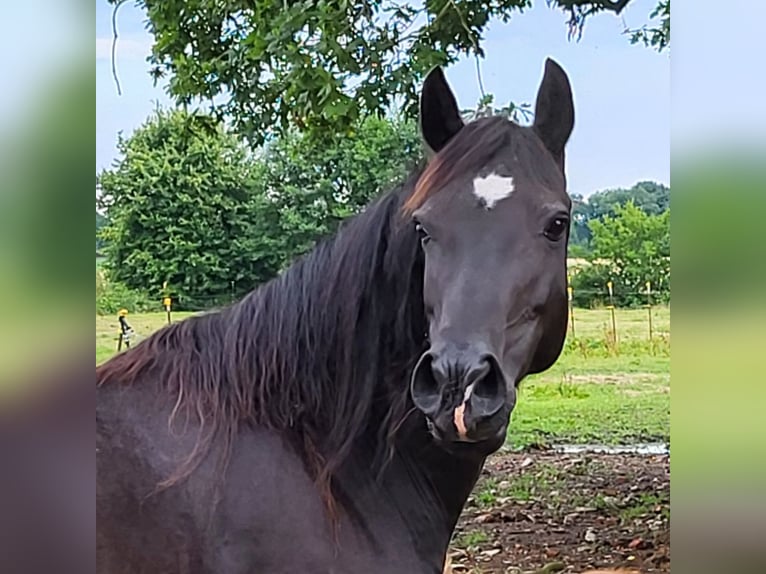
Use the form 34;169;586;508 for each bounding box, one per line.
588;181;669;220
97;109;283;308
96;211;108;253
625;0;669;51
567;181;669;254
97;110;424;307
572;201;669;307
569;192;594;250
111;0;669;144
260;114;423;260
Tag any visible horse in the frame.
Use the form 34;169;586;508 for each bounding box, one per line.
97;58;575;574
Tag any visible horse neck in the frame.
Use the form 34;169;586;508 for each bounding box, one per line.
394;419;486;532
355;189;483;557
338;416;485;566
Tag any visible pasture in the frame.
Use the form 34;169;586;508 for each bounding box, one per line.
96;306;670;573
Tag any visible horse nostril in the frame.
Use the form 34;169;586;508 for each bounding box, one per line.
471;359;497;398
468;355;506;419
410;353;440;416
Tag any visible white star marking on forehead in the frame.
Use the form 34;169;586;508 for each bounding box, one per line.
472;172;515;210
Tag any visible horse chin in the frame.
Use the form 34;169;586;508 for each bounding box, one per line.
427;418;507;458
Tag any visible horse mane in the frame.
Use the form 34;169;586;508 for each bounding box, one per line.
97;169;428;505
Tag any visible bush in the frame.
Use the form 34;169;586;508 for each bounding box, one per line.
570;262;669;308
568;202;670;308
570;264;612;308
587;202;670;306
96;270;154;315
567;243;591;259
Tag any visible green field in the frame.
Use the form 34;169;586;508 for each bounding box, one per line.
511;306;670;448
96;307;670;449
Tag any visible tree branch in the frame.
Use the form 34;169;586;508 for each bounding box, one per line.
447;0;486;101
555;0;632;13
595;0;631;13
552;0;635;42
111;0;127;96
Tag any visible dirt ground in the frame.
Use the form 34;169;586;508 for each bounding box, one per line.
448;451;670;574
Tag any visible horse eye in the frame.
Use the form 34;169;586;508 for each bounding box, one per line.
414;221;431;245
544;217;568;241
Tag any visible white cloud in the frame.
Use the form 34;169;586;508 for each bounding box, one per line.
96;37;153;61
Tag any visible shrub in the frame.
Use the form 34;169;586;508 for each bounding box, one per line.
96;270;154;315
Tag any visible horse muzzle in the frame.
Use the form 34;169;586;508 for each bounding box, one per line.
410;346;513;445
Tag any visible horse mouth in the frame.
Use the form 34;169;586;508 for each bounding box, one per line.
425;410;508;452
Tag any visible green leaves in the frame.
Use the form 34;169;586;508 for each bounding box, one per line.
568;180;670;307
626;0;670;52
573;201;670;307
259;115;424;259
569;181;670;252
97;109;282;309
118;0;661;145
97;108;423;308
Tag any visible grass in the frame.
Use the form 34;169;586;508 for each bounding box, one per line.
508;372;670;449
96;307;670;449
618;492;669;523
472;463;564;507
567;305;669;341
95;311;195;364
453;530;489;549
504;306;670;449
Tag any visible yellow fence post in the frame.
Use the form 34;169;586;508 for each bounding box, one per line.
646;280;653;341
162;281;172;325
606;280;617;348
567;274;575;339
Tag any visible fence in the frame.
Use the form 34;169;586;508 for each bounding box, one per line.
106;277;668;352
565;277;669;356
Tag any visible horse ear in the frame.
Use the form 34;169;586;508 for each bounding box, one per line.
420;67;465;153
532;58;574;171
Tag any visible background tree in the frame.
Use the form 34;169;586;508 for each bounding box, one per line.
98;109;282;309
260;115;423;259
110;0;669;144
96;211;108;253
587;180;669;219
97;111;424;305
568;192;593;255
571;201;669;307
567;180;669;254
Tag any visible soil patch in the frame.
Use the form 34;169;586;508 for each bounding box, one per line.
449;452;670;573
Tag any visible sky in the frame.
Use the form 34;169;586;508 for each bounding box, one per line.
670;0;766;158
96;0;671;197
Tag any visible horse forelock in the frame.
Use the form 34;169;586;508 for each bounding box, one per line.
403;117;515;214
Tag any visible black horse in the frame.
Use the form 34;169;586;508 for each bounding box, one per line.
97;58;575;574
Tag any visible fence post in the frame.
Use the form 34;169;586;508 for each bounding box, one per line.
646;280;653;341
567;276;576;339
606;280;618;348
117;309;130;351
162;280;172;325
